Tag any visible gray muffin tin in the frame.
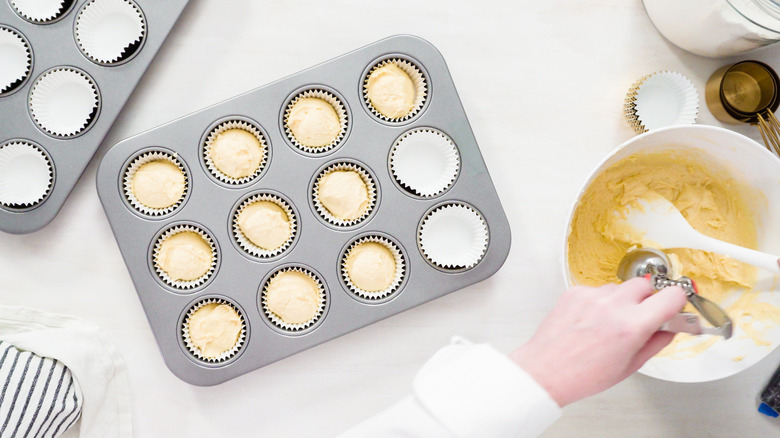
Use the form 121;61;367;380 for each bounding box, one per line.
96;35;511;386
0;0;189;234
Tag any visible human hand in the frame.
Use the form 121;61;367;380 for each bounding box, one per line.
508;277;687;407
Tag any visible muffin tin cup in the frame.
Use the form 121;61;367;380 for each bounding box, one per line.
152;223;218;291
341;235;405;301
418;202;489;271
0;25;32;96
232;192;297;259
122;150;189;217
181;297;247;364
0;140;53;208
362;57;428;123
28;67;100;138
282;88;349;155
312;161;377;228
10;0;76;24
203;119;268;185
390;127;460;198
260;266;327;333
75;0;146;66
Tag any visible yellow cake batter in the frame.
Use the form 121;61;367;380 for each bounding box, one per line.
567;150;779;357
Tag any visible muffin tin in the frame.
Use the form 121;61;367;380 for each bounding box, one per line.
0;0;189;234
96;35;511;386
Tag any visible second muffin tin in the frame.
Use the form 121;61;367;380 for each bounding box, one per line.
96;35;511;385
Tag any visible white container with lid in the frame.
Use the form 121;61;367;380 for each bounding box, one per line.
643;0;780;57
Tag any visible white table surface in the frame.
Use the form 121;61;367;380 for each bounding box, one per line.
3;0;780;436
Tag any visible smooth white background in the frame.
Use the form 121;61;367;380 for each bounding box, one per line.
3;0;780;436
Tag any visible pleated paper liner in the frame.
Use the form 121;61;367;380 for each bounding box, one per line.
362;57;427;123
152;223;218;291
75;0;146;65
29;67;100;138
418;202;489;270
625;71;699;134
0;26;32;97
340;235;405;301
0;141;54;209
203;119;268;185
10;0;76;24
283;88;349;155
181;297;247;364
260;266;327;333
122;150;189;217
390;127;460;198
311;161;377;227
232;192;297;259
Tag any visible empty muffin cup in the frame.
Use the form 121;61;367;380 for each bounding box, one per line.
625;71;699;134
182;297;246;363
363;57;427;123
312;161;377;227
283;88;348;154
123;151;188;216
261;266;327;332
390;128;460;197
341;235;405;300
153;224;217;290
0;26;32;96
75;0;146;65
203;119;268;185
232;192;297;258
418;202;489;270
0;141;53;208
29;67;100;138
10;0;76;23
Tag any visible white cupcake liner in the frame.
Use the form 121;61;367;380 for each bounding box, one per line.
182;298;246;363
419;203;489;270
0;26;32;94
29;67;99;137
625;71;699;134
0;141;53;208
10;0;72;23
341;235;405;300
261;266;326;332
363;58;427;122
152;224;217;290
390;128;460;197
232;193;297;258
75;0;146;65
123;151;188;216
203;120;268;185
283;89;348;154
312;162;377;227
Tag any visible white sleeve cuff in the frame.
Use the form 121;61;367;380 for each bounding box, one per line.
412;337;562;438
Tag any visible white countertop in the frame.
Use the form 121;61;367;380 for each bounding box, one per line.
3;0;780;436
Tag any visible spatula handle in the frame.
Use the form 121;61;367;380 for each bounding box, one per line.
694;236;780;273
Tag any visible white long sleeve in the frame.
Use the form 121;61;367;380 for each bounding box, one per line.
339;337;562;438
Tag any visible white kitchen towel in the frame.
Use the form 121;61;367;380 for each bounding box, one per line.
0;306;132;438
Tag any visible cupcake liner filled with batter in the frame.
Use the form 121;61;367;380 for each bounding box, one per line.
283;88;348;154
10;0;75;23
312;161;377;227
363;57;427;123
75;0;146;65
261;266;327;332
232;192;297;258
123;151;189;216
0;26;32;96
153;224;218;290
418;202;489;270
29;67;100;138
182;297;246;363
0;141;53;208
341;235;405;300
390;127;460;197
203;119;268;185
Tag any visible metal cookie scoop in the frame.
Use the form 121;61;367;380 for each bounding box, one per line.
617;248;733;339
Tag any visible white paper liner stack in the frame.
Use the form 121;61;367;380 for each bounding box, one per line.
122;151;189;216
203;120;268;185
75;0;146;65
341;235;405;300
390;128;460;197
29;67;100;137
261;266;327;332
363;58;428;123
283;89;348;154
10;0;71;23
312;162;377;227
419;203;489;270
232;193;297;258
182;298;247;363
0;141;53;208
625;71;699;134
152;224;218;290
0;26;32;95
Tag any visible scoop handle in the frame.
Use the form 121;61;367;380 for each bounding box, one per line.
690;234;780;274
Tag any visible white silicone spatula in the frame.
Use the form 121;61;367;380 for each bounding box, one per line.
619;195;780;273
